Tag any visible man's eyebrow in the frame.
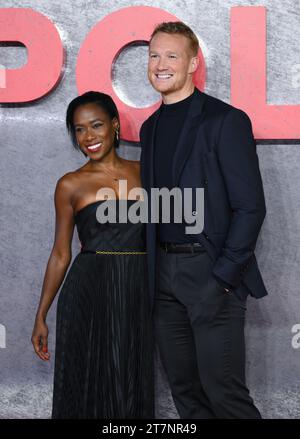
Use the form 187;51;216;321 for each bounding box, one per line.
149;50;178;54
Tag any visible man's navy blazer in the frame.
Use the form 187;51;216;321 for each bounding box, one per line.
140;88;268;304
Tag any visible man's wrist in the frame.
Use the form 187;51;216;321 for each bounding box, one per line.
213;274;232;292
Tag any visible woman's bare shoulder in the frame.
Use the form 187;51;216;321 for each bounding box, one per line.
55;170;84;199
123;159;140;172
131;160;141;169
57;170;80;186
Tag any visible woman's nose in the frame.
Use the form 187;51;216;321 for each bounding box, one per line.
86;127;95;140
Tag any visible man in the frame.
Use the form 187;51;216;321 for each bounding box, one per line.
140;21;267;419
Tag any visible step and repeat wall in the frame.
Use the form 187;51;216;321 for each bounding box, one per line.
1;0;300;418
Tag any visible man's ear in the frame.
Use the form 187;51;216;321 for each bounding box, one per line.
189;56;199;74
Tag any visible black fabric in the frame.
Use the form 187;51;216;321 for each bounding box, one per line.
140;88;268;302
51;200;154;419
75;200;147;253
140;88;265;420
154;90;198;244
154;247;261;419
159;242;204;253
154;91;194;189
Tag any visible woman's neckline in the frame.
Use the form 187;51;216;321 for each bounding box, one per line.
74;198;139;218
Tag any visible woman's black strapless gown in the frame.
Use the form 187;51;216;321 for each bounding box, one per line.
51;200;154;419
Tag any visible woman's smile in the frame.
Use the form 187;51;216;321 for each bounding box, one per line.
86;142;103;152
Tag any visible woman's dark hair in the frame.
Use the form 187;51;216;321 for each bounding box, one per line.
66;91;120;152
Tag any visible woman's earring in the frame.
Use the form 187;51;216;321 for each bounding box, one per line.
115;128;119;141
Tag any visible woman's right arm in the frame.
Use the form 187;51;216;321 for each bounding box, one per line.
31;175;75;361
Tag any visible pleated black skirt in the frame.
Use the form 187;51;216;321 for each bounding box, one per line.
51;252;154;419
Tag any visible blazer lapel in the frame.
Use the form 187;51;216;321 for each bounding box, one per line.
172;89;206;186
143;108;161;189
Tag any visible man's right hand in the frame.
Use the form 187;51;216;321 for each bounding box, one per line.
31;317;50;361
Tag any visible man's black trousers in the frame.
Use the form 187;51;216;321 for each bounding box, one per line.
154;246;262;419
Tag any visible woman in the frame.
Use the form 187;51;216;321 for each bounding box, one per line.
31;91;154;419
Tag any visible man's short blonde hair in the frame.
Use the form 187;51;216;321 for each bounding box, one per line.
150;21;199;56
